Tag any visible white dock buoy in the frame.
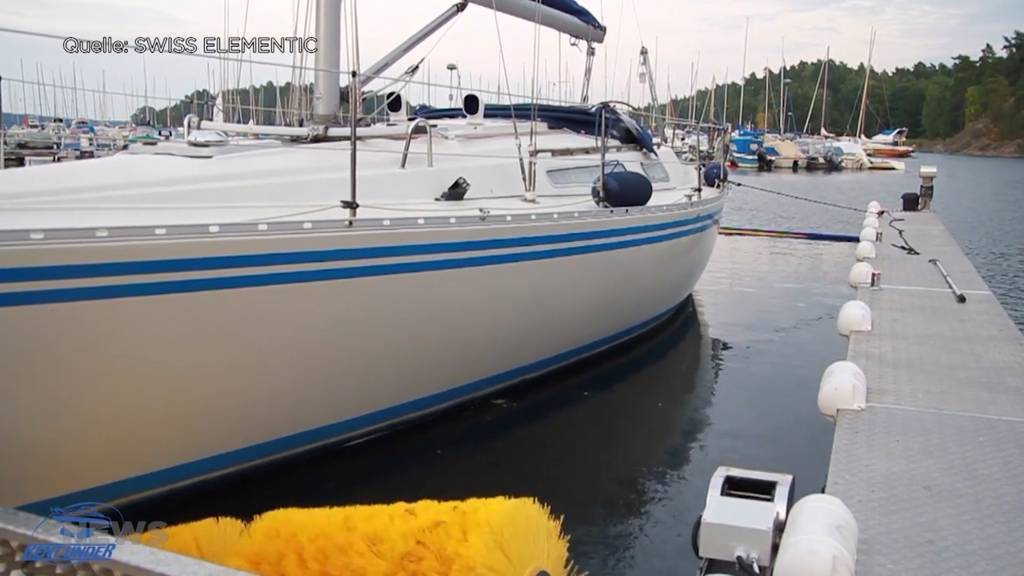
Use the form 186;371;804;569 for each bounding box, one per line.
861;216;879;229
837;301;871;336
854;241;876;261
858;227;878;243
818;361;867;420
775;494;858;576
848;262;875;287
866;201;882;215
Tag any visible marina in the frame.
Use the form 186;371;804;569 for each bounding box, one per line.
4;154;1023;574
2;0;1024;574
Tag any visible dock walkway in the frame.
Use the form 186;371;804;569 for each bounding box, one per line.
826;211;1024;574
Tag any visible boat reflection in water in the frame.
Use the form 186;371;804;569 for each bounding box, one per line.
120;296;723;572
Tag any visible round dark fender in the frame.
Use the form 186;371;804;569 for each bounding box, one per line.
591;170;653;207
703;162;728;187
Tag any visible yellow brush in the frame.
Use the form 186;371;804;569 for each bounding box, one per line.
135;497;580;576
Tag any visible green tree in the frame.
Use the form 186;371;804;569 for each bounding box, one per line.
922;77;956;138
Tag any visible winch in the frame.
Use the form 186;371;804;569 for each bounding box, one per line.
693;466;794;575
693;466;858;576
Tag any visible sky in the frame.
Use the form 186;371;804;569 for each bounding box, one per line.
0;0;1021;120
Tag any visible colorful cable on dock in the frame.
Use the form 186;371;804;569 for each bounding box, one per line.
719;226;860;243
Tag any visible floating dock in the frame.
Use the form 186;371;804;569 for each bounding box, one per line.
826;210;1024;574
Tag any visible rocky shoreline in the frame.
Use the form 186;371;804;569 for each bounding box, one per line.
911;121;1024;158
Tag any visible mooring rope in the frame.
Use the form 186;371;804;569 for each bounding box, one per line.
886;215;921;256
729;180;926;255
728;180;863;214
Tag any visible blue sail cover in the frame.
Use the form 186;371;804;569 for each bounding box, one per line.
467;0;606;42
540;0;604;31
413;103;655;153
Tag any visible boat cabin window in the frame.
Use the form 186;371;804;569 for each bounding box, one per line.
546;161;624;188
641;161;671;183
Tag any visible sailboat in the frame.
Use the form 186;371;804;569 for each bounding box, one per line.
0;0;726;511
848;29;905;170
797;47;842;171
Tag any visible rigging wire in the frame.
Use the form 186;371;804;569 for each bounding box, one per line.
1;25;337;81
490;0;529;192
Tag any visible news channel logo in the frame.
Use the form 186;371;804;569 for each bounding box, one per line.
23;502;167;564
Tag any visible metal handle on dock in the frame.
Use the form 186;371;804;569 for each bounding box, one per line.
400;118;434;169
929;258;967;303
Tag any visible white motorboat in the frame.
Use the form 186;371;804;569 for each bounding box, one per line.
4;117;59;151
0;0;725;511
834;139;871;170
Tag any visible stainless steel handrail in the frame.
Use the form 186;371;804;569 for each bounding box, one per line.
400;118;433;169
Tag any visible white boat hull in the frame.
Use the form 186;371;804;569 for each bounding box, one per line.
1;198;722;510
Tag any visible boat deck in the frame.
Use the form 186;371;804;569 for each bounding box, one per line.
826;211;1024;574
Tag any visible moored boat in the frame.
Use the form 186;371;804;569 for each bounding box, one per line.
863;127;914;157
0;0;726;512
764;135;807;171
834;139;870;170
729;130;770;170
4;117;58;151
797;138;843;171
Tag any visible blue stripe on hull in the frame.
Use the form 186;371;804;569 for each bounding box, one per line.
0;219;718;308
20;301;685;514
0;211;719;284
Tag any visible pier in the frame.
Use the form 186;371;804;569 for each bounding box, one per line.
826;210;1024;574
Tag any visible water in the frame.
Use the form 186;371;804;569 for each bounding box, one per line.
120;153;1023;574
725;152;1024;329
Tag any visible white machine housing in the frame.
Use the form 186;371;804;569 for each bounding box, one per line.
698;466;795;568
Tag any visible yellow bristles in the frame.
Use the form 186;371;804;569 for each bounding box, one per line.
142;497;579;576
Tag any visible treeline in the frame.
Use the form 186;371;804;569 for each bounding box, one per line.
133;83;314;127
670;30;1024;140
136;82;392;127
138;31;1024;142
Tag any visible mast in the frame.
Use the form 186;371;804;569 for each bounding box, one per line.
763;64;769;131
856;29;875;138
738;17;748;128
722;68;729;127
142;55;149;123
821;45;830;134
693;51;701;122
779;38;785;134
19;59;28;123
803;47;826;134
57;69;65;118
33;63;42;119
72;65;79;118
312;0;341;124
687;61;694;122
